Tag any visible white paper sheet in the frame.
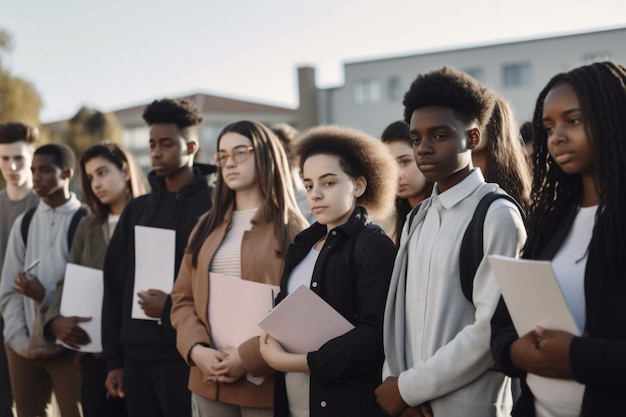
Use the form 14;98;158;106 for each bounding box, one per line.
488;254;580;336
132;226;176;320
257;284;355;354
59;263;103;352
208;272;279;350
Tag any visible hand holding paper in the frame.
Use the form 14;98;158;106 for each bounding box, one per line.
259;333;309;373
509;326;574;379
60;263;103;352
49;316;91;349
132;226;176;320
137;289;167;319
487;255;580;336
257;284;354;354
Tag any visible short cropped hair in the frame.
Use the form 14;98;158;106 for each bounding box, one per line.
142;98;204;140
34;143;76;172
0;122;39;145
297;125;396;219
403;66;496;129
271;123;300;165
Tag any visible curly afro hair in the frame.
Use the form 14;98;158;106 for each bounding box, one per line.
142;98;204;129
297;125;397;220
403;66;496;129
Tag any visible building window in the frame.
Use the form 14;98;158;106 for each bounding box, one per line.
122;126;150;150
582;51;611;64
353;79;381;104
464;67;485;82
502;62;531;88
387;76;402;101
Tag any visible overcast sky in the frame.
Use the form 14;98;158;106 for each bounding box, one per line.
2;0;625;122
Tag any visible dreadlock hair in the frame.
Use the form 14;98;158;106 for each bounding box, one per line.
403;66;496;130
482;97;532;211
525;61;626;279
297;125;397;221
381;120;433;245
142;97;204;141
0;122;39;144
186;120;307;267
79;142;147;224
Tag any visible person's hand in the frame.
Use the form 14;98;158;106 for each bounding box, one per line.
49;316;91;349
211;346;246;383
399;406;425;417
189;344;227;383
14;272;45;303
510;326;574;379
105;368;125;398
137;289;167;319
375;376;409;417
418;402;433;417
259;334;309;373
259;333;286;370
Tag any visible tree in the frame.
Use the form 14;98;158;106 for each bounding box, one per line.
0;28;42;125
62;106;123;156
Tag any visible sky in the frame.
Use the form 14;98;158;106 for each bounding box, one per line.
2;0;626;123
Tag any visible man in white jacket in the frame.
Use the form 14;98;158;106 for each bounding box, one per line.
0;143;83;417
375;66;526;417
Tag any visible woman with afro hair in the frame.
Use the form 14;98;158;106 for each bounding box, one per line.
260;125;397;417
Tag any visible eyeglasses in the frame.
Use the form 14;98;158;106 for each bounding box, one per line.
211;146;254;167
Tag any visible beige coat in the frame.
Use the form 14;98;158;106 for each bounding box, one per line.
170;205;306;407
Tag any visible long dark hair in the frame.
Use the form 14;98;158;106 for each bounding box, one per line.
80;142;147;224
186;120;307;267
482;98;532;211
524;61;626;279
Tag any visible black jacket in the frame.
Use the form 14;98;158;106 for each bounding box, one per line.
491;205;626;416
274;207;397;417
102;164;214;370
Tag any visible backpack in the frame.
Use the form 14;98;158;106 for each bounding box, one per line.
408;191;524;304
20;205;88;251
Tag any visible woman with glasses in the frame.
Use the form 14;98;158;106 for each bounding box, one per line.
171;120;308;417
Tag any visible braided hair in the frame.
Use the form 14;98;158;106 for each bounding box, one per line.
525;61;626;278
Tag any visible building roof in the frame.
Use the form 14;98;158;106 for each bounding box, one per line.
112;92;295;119
344;25;626;66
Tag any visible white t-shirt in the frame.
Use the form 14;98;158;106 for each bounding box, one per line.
286;246;319;294
529;205;597;417
209;208;257;277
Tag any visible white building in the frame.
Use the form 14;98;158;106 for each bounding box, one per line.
298;26;626;136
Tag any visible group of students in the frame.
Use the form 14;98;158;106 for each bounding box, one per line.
0;59;624;417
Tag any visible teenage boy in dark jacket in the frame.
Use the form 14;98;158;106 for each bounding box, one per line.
102;98;215;417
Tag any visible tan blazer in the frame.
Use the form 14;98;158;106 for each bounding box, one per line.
171;205;306;407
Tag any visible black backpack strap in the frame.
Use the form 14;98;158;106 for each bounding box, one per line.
20;206;37;248
407;201;424;230
67;206;88;250
459;192;524;304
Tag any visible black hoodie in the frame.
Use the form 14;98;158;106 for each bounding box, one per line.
102;164;215;370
